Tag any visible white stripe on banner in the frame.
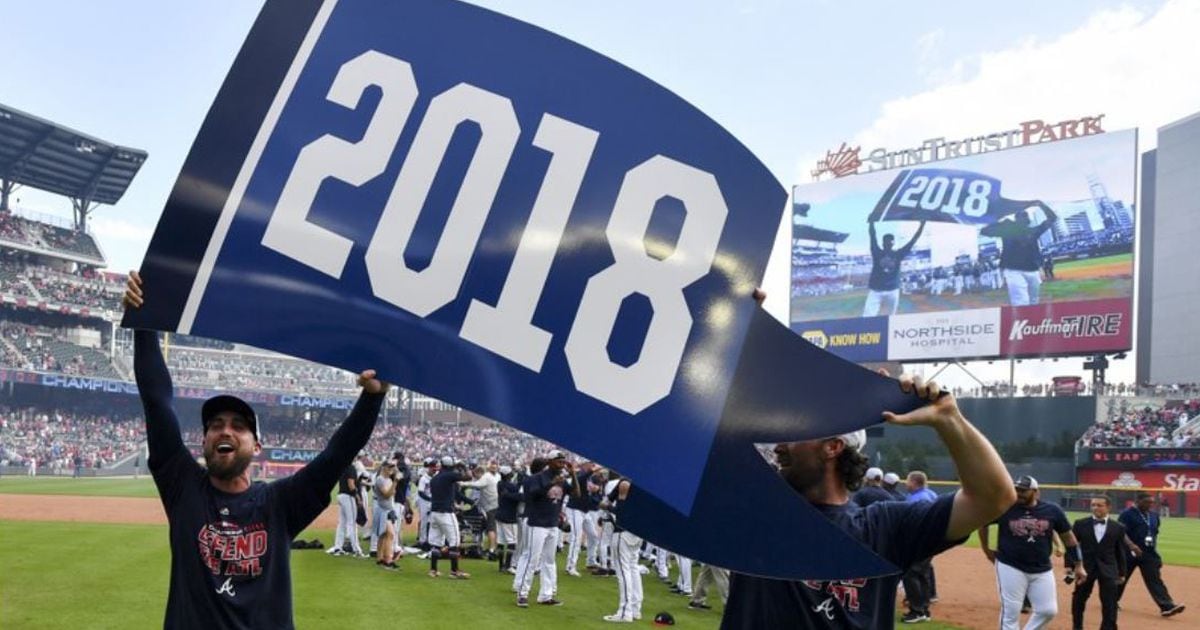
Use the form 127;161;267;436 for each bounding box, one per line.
178;0;339;334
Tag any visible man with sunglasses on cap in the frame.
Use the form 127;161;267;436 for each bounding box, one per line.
720;367;1015;629
979;475;1080;630
123;271;389;629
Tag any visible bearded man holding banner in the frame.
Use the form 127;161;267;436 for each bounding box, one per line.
123;272;389;629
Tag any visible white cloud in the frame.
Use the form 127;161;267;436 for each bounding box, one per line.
855;1;1200;152
87;215;153;271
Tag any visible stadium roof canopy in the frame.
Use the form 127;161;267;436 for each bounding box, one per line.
794;225;849;244
0;103;147;231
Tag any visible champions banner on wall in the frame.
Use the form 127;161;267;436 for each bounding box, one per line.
0;368;356;408
120;0;933;579
791;130;1136;362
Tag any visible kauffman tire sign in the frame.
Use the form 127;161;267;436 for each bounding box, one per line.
1002;298;1131;355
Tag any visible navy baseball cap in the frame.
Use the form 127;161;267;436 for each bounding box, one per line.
1014;476;1039;490
201;395;258;440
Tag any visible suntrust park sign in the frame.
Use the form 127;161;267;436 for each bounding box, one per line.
812;114;1106;179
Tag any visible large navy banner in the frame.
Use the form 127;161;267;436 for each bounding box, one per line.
123;0;927;578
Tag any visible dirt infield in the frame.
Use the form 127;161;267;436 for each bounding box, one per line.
4;493;1198;628
929;546;1198;629
0;493;342;530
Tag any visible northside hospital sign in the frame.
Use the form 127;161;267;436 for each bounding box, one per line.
812;114;1107;179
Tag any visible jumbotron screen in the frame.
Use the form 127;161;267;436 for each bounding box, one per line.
790;129;1137;362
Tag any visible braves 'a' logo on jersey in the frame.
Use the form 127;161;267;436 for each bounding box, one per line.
802;578;870;615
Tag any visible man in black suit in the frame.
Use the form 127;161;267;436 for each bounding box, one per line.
1071;496;1128;630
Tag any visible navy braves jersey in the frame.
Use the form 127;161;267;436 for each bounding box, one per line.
430;468;468;513
496;478;522;523
992;501;1071;573
523;469;566;528
851;485;894;508
136;330;383;629
721;493;962;629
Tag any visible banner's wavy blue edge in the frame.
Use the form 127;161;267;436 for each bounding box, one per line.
121;0;936;580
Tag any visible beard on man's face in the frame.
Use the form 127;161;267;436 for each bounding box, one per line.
204;442;254;481
776;443;826;494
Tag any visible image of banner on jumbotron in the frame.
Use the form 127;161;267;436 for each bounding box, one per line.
791;129;1136;361
121;0;939;580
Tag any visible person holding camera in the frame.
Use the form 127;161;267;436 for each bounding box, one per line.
1117;492;1185;617
513;450;579;608
372;460;401;570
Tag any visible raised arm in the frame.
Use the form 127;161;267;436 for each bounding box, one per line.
124;272;192;478
292;377;387;490
379;474;397;500
277;372;387;535
1036;201;1058;227
882;376;1016;541
868;221;880;253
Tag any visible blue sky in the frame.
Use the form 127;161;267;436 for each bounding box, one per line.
5;0;1198;387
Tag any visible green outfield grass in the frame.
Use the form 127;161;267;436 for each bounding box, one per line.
1053;252;1133;273
0;519;963;629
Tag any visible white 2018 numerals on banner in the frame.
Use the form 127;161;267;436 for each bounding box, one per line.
895;174;992;217
261;51;729;414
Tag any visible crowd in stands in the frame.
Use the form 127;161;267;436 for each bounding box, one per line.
39;223;104;259
180;417;562;467
0;256;123;311
26;266;123;311
0;209;103;260
0;406;145;472
1041;225;1133;259
946;381;1200;399
1079;398;1200;448
0;321;117;376
167;347;359;396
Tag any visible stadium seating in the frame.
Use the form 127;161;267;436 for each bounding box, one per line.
1079;397;1200;447
0;210;104;261
0;407;145;472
